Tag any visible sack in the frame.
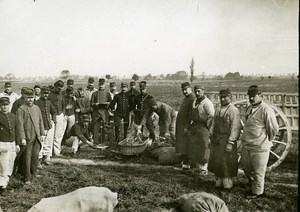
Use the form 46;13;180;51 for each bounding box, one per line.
151;147;181;165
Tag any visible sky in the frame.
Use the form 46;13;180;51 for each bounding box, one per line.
0;0;298;78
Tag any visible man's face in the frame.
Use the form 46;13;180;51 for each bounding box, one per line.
121;87;128;93
195;89;205;99
182;87;192;97
220;95;231;106
26;96;34;106
87;84;94;89
54;86;62;93
42;93;49;100
4;87;12;93
99;84;105;90
110;86;117;93
82;121;89;127
0;104;9;113
140;87;147;94
130;85;136;89
34;88;41;96
248;94;261;105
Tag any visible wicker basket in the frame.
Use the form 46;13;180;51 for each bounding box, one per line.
118;138;152;156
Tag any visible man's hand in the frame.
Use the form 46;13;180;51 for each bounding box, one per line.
20;139;27;146
183;128;189;134
226;143;233;152
75;108;81;113
15;145;20;153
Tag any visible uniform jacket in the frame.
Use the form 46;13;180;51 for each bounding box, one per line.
16;104;45;145
0;92;19;112
0;111;16;142
67;123;91;143
48;92;65;115
90;89;112;122
11;97;26;115
242;101;279;150
154;101;176;132
127;88;140;111
132;93;154;125
34;98;57;130
109;92;130;118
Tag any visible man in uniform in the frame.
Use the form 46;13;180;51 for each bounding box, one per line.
208;88;241;189
65;114;94;155
16;89;45;184
84;77;98;101
64;87;77;136
48;80;66;157
150;100;176;142
186;85;214;175
132;81;156;141
34;84;42;101
109;82;130;143
0;82;19;112
75;87;92;122
0;97;18;194
127;81;139;110
175;82;196;170
91;78;112;145
241;85;279;198
11;87;28;115
34;86;57;166
108;82;118;123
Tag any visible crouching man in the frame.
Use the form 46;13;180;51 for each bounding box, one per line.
0;97;18;195
65;114;94;154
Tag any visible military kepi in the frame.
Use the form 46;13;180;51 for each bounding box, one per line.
181;82;190;89
139;81;147;89
247;85;261;96
25;88;35;97
219;88;231;96
0;97;10;105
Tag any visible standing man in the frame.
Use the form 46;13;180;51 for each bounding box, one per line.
33;85;42;101
91;78;112;145
16;89;45;184
109;82;130;143
64;87;77;136
84;77;97;101
0;82;19;112
108;82;118;123
11;87;28;115
208;89;241;189
132;81;156;141
48;80;66;157
150;100;176;142
127;81;140;111
0;97;18;194
175;82;196;170
62;79;75;97
75;87;92;122
34;86;57;166
241;85;279;198
186;85;214;175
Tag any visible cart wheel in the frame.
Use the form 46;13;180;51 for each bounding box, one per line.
233;100;292;172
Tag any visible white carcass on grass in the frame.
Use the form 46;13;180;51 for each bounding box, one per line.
27;186;118;212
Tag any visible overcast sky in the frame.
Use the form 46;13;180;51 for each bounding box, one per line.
0;0;298;78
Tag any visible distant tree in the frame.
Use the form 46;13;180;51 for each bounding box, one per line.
190;57;194;83
233;72;241;79
105;74;112;80
225;72;241;79
5;73;16;81
268;76;271;79
132;74;140;81
61;70;70;81
144;73;152;80
201;72;205;80
175;71;188;80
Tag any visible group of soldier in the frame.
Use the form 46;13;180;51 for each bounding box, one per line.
0;78;279;200
174;82;279;199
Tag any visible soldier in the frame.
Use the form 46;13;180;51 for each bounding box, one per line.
175;82;196;170
0;82;19;112
241;85;279;199
132;81;156;141
127;81;139;110
90;78;112;145
84;77;98;101
62;79;75;97
208;88;241;189
150;100;176;142
75;87;92;122
65;114;94;155
11;87;28;115
109;82;130;143
33;84;42;101
34;86;57;166
48;80;66;157
186;85;214;175
108;82;118;123
64;87;77;136
0;97;18;194
16;89;45;184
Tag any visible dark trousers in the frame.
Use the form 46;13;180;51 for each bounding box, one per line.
114;115;129;143
93;120;105;144
19;137;41;182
